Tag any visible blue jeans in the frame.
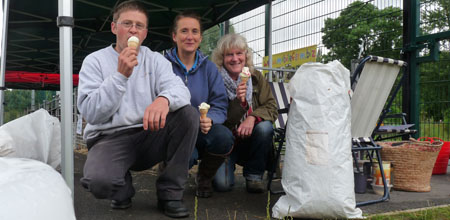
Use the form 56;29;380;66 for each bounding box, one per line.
213;121;274;192
189;124;234;168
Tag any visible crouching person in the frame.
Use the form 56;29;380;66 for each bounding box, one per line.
77;1;197;218
165;11;234;198
211;34;278;193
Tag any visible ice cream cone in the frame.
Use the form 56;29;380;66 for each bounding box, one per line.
198;102;210;119
241;75;249;84
128;41;139;49
127;36;140;49
199;109;208;119
240;67;251;84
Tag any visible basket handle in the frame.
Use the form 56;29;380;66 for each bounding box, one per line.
417;137;434;142
417;137;444;143
430;137;444;142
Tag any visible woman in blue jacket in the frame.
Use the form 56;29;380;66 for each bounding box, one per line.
165;11;234;198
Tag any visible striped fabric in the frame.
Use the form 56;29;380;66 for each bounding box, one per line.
376;124;415;134
352;137;372;143
268;82;290;129
368;55;406;67
351;57;403;139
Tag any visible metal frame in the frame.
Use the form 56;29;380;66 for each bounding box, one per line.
0;0;10;125
402;0;450;138
352;138;390;207
350;56;394;207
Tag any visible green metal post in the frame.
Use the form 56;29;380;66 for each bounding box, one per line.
410;0;421;138
220;22;225;37
403;0;450;138
403;0;420;138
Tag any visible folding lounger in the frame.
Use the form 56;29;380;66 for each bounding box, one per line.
372;113;416;141
351;57;416;142
351;55;407;206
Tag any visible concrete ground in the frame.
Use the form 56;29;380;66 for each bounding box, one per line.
74;152;450;219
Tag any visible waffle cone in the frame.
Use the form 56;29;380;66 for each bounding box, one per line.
128;41;138;49
241;76;249;84
199;109;208;119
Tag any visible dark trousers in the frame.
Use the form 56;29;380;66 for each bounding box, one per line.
189;124;234;168
81;106;198;201
213;121;274;191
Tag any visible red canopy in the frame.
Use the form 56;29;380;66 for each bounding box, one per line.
5;71;79;90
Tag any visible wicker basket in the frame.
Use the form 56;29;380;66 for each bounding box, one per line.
379;139;443;192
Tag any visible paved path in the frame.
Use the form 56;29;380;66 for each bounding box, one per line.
74;152;450;219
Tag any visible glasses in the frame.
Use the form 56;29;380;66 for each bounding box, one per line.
116;21;147;30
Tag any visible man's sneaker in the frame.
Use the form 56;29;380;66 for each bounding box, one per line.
110;198;132;209
246;179;265;193
157;200;189;218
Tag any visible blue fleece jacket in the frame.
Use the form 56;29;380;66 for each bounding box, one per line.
165;48;228;124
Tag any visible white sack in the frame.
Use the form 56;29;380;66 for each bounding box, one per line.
0;157;75;220
272;61;362;219
0;109;61;168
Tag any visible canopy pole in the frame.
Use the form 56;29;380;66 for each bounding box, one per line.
264;2;272;82
58;0;74;196
0;0;10;125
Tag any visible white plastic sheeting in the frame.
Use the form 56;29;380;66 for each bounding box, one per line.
0;109;61;168
0;157;75;220
272;61;362;219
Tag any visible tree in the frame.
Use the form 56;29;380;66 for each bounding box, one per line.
199;23;235;57
4;90;56;123
320;1;403;69
419;0;450;123
320;0;449;130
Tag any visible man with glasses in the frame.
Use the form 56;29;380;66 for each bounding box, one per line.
77;1;197;218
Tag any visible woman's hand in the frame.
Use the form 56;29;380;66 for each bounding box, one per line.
200;116;212;134
236;82;247;103
237;116;255;138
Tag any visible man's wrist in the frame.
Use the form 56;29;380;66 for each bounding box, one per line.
157;96;170;106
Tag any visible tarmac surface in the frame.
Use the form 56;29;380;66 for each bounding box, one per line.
74;152;450;219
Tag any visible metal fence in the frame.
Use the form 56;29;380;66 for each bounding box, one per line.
417;0;450;140
24;91;86;149
13;0;450;142
229;0;449;140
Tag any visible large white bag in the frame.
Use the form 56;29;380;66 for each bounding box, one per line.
0;157;76;220
0;109;61;168
272;61;362;219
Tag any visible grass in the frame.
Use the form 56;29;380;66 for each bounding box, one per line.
189;187;450;220
269;205;450;220
367;205;450;220
264;189;450;220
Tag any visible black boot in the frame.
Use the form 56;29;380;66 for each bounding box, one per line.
196;153;226;198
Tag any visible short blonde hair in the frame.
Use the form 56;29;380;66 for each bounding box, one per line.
113;0;148;23
211;34;254;73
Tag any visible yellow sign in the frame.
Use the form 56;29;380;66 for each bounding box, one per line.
263;45;317;70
